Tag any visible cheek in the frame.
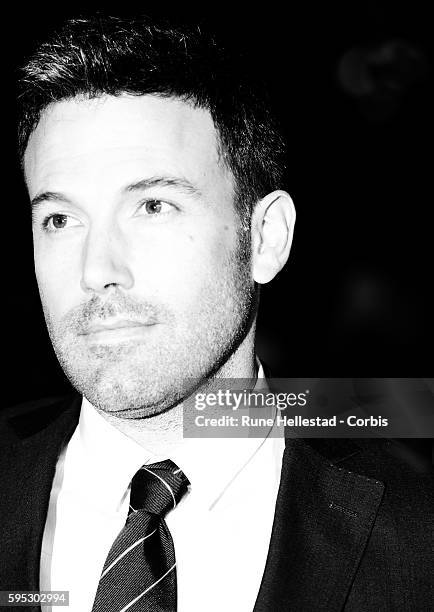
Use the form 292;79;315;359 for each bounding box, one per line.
130;222;237;301
33;242;81;316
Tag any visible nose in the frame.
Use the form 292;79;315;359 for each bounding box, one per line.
80;225;134;294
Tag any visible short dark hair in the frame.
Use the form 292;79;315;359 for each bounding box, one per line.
17;15;286;223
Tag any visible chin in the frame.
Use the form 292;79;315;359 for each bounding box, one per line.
72;369;188;416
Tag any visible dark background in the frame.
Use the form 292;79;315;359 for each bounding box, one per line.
3;2;433;407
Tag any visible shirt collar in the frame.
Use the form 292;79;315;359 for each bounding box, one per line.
78;396;150;510
78;360;275;510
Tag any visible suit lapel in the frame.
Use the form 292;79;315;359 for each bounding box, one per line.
0;395;81;592
254;437;385;611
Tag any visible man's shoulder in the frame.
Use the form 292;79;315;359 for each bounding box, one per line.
303;436;433;480
0;393;81;446
300;436;433;520
1;395;70;420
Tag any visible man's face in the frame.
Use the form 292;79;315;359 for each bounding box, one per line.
25;95;256;417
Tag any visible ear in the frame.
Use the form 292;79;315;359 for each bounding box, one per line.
251;190;296;284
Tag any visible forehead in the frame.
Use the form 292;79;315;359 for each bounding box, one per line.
24;94;230;197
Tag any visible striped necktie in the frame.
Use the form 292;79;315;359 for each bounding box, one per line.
91;459;190;612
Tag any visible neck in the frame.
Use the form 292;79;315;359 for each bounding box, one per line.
96;327;257;455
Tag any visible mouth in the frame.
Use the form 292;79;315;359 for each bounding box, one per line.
78;319;159;343
80;319;156;334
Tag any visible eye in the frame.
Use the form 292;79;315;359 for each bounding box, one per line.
43;214;81;232
140;199;174;215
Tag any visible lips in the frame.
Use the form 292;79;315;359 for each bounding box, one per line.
79;318;157;335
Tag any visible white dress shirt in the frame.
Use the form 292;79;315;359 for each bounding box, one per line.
40;364;285;612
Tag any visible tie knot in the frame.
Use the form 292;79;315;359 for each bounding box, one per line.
129;459;190;517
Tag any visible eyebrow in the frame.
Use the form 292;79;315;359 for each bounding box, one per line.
30;191;71;210
30;175;203;211
124;176;203;199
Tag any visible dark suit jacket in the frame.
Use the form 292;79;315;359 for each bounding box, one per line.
0;394;432;611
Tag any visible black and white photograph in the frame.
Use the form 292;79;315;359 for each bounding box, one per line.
1;4;433;611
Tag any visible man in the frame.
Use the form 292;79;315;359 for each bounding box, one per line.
0;15;432;612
